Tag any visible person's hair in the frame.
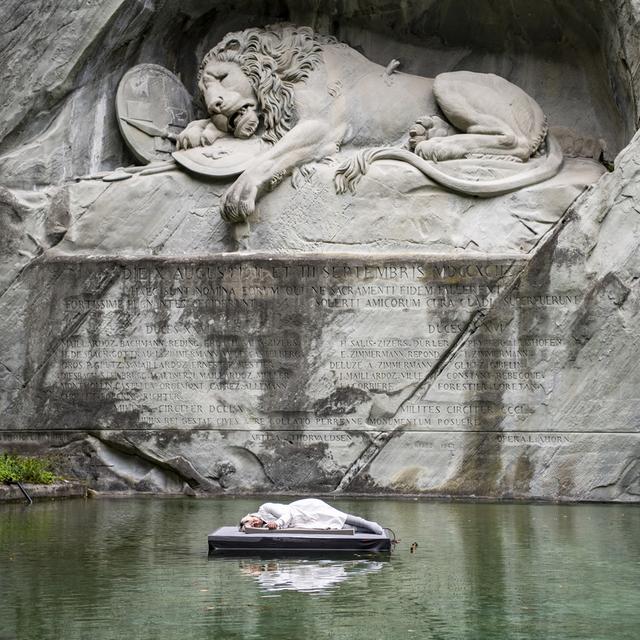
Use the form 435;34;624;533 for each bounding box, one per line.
199;24;335;144
239;514;264;530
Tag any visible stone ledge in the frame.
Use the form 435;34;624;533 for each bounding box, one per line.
0;482;87;502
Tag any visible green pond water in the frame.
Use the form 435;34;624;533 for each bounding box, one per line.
1;497;639;640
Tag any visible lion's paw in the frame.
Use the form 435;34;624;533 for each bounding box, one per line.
415;138;467;162
199;123;220;147
409;116;455;151
220;175;258;223
177;121;222;150
177;123;206;150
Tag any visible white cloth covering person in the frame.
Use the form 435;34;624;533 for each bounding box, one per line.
240;498;384;535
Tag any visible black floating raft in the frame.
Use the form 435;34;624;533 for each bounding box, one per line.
208;526;392;554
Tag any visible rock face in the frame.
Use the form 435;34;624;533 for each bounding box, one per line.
0;1;639;501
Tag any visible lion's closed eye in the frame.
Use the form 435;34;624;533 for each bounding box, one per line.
204;71;227;83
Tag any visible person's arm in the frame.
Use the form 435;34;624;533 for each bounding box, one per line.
258;503;292;529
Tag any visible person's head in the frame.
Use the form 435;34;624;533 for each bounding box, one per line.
239;513;265;529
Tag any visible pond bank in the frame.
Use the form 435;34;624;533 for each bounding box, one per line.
0;481;86;502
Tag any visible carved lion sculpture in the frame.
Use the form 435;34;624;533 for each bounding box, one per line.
178;24;563;223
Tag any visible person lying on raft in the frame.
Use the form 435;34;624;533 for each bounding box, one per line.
239;498;384;535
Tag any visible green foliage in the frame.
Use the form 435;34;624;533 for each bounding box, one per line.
0;453;57;484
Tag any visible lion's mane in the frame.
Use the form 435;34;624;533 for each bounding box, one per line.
199;24;335;144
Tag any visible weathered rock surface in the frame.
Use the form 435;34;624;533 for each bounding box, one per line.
50;157;604;256
1;1;639;501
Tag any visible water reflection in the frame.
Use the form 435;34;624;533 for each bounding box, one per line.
237;558;387;594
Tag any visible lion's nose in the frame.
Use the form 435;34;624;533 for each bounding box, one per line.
208;97;224;115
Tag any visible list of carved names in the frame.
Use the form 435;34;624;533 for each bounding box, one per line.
53;261;580;430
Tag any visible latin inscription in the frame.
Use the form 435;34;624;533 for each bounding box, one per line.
47;259;580;431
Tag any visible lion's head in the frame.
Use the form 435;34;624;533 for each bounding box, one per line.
199;24;334;144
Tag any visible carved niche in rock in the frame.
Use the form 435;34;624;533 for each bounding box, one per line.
171;23;563;223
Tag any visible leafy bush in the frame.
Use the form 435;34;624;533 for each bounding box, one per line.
0;453;56;484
